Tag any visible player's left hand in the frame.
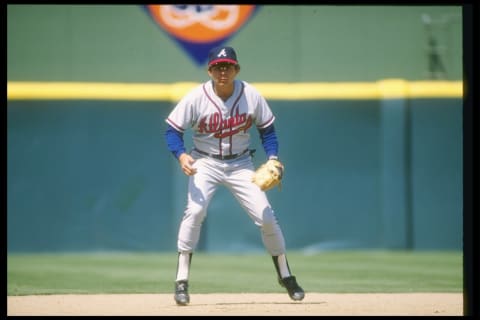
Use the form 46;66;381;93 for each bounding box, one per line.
252;159;284;191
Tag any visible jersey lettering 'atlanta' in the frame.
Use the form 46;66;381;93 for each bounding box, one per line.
166;79;275;156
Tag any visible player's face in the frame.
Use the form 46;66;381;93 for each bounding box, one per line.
208;63;239;86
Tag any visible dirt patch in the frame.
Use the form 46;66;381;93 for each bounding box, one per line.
7;293;462;316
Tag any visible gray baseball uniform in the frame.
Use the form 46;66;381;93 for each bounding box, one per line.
167;46;304;305
166;79;286;256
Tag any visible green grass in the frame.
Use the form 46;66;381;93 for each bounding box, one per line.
7;250;462;296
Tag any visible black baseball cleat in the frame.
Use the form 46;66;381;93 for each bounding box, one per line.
279;275;305;301
174;280;190;306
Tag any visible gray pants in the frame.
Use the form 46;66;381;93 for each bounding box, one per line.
176;151;286;256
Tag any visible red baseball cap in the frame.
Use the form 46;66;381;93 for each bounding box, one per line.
208;46;238;66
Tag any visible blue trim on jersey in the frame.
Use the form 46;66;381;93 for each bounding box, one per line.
165;125;186;159
259;124;278;158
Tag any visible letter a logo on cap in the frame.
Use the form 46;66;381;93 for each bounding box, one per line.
217;49;227;57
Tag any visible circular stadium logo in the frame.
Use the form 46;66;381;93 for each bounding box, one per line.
146;5;257;43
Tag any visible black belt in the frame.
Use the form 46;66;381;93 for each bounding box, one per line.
193;148;250;160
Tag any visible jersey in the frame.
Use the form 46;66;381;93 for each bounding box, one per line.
166;79;275;157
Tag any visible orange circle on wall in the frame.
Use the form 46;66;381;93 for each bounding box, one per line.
147;5;257;43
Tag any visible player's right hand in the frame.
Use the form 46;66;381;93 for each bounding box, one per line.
178;153;197;176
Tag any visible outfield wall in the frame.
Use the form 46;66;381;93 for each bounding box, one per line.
7;81;463;252
7;5;463;253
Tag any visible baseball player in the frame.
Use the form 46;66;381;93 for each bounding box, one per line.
165;46;305;306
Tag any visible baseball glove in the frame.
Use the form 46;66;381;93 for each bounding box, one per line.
252;159;284;191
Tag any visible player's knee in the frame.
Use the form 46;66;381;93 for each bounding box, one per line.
259;207;279;231
262;219;280;234
184;204;207;223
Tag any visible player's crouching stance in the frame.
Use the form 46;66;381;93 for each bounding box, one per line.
164;46;305;306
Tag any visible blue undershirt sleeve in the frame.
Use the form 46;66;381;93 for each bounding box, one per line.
165;125;186;159
258;124;279;159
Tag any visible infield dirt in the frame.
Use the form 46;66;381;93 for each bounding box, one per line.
7;293;462;316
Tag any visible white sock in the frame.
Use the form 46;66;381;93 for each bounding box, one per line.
175;252;191;281
277;254;291;278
